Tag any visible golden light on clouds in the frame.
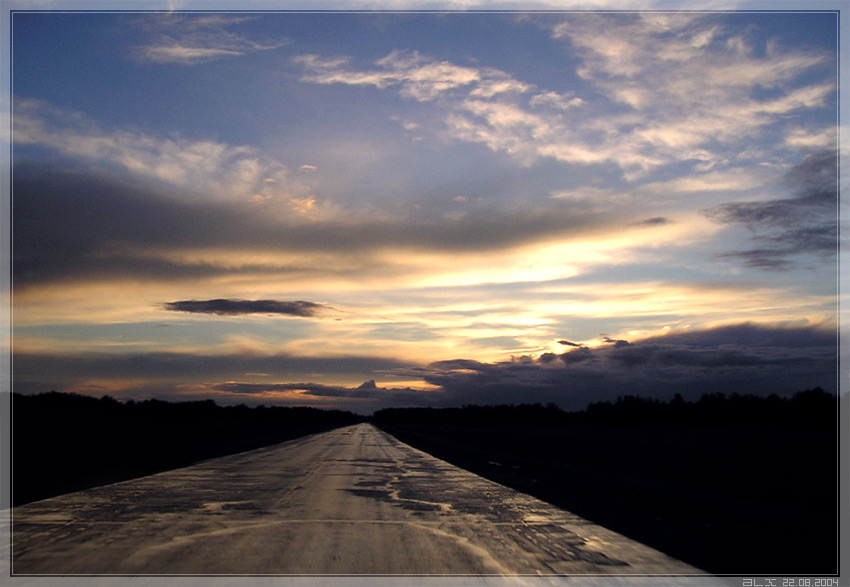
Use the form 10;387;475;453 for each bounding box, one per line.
11;12;838;409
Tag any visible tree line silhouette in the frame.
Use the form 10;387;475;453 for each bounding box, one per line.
13;391;363;506
373;388;837;575
13;387;837;574
373;387;835;429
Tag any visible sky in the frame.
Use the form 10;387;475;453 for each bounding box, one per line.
7;6;843;414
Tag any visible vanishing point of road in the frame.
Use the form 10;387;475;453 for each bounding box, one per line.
12;423;706;576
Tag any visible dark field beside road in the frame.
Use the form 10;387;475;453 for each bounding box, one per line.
12;388;838;575
13;391;363;506
373;390;838;576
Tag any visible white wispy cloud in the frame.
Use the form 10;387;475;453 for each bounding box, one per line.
529;91;584;110
784;126;837;150
639;168;770;195
549;14;833;166
294;49;652;173
13;99;310;205
293;13;833;182
293;50;503;101
141;46;244;63
133;14;289;65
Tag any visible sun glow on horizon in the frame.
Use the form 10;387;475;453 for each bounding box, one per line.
10;10;839;409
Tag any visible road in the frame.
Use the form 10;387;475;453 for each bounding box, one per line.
12;423;706;576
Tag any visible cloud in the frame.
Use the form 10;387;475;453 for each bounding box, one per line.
784;127;837;150
529;91;584;110
292;15;833;180
11;346;440;413
210;381;354;396
559;347;593;365
141;46;244;63
634;217;668;226
639;168;769;194
163;299;332;317
12;164;627;288
12;165;255;287
387;323;836;410
212;378;433;402
703;149;837;270
198;379;445;413
13;323;836;413
293;49;618;169
13;100;305;204
553;13;826;93
133;14;289;65
293;50;510;102
549;13;833;175
12;351;411;395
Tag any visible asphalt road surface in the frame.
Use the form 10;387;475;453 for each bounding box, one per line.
12;423;707;576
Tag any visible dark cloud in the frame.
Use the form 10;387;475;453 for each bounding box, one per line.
205;380;443;413
559;347;593;365
163;299;330;317
387;323;837;410
638;323;835;348
12;351;411;395
212;382;334;395
557;339;584;347
13;165;626;287
614;345;785;369
719;248;794;271
13;166;255;287
211;381;382;398
12;324;836;413
211;380;401;399
635;216;669;226
703;149;837;270
601;336;631;348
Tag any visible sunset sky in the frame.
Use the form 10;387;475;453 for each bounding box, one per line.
9;6;842;413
